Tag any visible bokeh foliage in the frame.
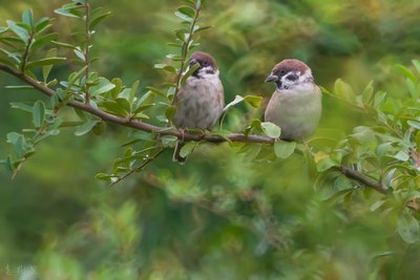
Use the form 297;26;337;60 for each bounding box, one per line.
0;0;419;279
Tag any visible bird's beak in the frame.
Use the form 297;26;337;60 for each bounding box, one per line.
265;74;279;83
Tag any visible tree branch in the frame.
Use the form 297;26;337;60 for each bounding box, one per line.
337;166;388;194
0;63;272;144
0;63;389;195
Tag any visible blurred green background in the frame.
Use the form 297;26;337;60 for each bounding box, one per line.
0;0;419;279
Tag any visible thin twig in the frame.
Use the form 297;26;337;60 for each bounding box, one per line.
110;147;165;186
0;63;389;195
83;1;91;103
337;166;388;194
172;4;201;105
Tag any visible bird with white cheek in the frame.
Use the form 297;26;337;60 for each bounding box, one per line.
172;51;225;163
264;59;322;140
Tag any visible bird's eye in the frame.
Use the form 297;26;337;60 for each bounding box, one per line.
286;74;298;81
202;61;208;66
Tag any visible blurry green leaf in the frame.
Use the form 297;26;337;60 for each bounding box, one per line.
52;41;76;49
89;8;112;30
334;79;355;102
6;20;29;44
180;141;198;158
42;49;57;82
393;151;409;162
175;7;194;22
75;119;99;136
166;105;176;121
90;78;116;96
5;85;33;90
315;154;338;172
194;25;212;33
161;135;178;147
397;212;420;244
412;60;420;74
35;17;51;33
180;63;200;85
261;122;281;139
73;47;85;61
26;57;66;69
101;101;127;116
0;27;7;33
361;81;374;105
407;120;420;130
127;80;139;103
178;6;195;18
154;64;177;73
54;4;83;18
32;33;58;49
373;91;387;109
384;168;396;189
274;141;296;159
10;102;34;113
394;64;416;83
32;101;46;128
22;9;34;27
369;200;385;212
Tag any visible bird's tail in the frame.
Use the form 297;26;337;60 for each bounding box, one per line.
172;141;187;164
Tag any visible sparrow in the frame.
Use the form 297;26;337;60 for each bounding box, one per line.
264;59;322;140
172;51;225;163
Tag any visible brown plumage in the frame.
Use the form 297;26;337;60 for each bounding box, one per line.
264;59;322;140
172;52;225;163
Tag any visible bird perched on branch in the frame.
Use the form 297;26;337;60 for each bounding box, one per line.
264;59;322;140
173;51;225;163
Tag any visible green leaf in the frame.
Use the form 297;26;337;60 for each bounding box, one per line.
32;101;46;128
177;6;195;18
397;212;420;244
175;8;194;22
90;78;116;96
31;32;58;49
26;57;66;69
89;8;112;30
22;9;34;27
393;151;410;162
54;4;83;19
180;63;200;85
223;95;263;113
6;132;31;158
244;95;263;108
10;102;34;113
0;27;7;33
261;122;281;139
5;85;33;90
394;64;417;83
6;20;29;44
412;60;420;74
42;49;57;82
193;25;212;33
74;119;99;136
274;141;296;159
35;17;51;33
154;64;177;73
52;41;76;49
334;79;355;102
407;120;420;130
180;141;198;158
129;80;140;104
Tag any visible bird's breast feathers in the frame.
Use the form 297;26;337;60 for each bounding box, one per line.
174;73;224;129
265;86;322;140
